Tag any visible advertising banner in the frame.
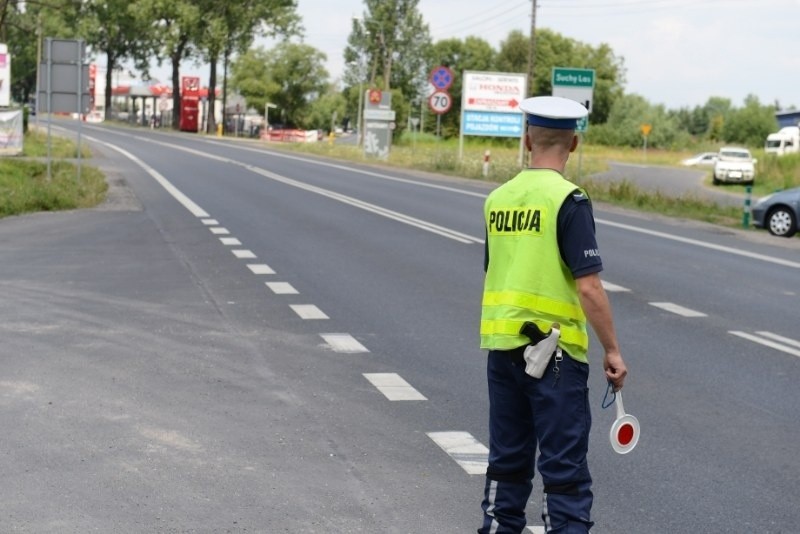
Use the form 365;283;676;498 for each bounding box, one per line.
0;110;24;156
0;43;10;107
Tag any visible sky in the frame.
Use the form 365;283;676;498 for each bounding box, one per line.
146;0;800;111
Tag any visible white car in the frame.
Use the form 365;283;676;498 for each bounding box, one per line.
712;147;756;185
681;152;718;167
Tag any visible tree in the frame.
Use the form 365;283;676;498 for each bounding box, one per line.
230;43;328;128
343;0;432;100
73;0;153;120
138;0;201;129
722;94;777;147
496;28;625;125
427;36;495;137
194;0;299;134
305;85;347;132
3;1;77;104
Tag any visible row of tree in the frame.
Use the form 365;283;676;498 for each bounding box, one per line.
1;0;783;148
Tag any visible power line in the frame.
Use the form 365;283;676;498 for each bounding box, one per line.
430;1;529;36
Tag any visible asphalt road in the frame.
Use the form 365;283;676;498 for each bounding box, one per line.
1;121;798;533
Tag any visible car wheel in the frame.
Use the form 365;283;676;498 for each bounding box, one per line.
767;207;797;238
712;175;721;185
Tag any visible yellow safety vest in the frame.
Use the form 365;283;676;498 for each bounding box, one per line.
480;169;589;363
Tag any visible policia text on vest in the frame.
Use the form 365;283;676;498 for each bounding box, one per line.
487;207;545;235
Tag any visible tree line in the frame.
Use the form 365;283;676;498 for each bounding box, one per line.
1;0;781;148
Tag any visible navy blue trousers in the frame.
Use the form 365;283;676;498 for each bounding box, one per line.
479;348;594;534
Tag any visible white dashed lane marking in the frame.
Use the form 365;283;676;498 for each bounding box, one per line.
247;264;275;275
602;281;630;292
220;237;242;245
266;282;298;295
201;219;219;225
729;331;800;358
232;249;257;259
649;302;707;317
290;304;329;320
321;334;369;353
427;431;488;475
363;373;427;401
210;227;230;235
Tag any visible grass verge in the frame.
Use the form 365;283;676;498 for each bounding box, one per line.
0;132;107;219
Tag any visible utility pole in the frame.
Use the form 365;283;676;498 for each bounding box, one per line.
527;0;538;97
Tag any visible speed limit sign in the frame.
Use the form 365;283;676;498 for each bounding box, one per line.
429;90;452;115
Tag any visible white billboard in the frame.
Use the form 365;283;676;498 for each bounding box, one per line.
462;71;526;113
0;44;10;107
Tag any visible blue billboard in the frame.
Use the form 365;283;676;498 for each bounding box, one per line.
462;111;524;138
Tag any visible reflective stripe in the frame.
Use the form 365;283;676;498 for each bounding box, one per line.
483;291;585;322
487;480;500;534
543;492;552;532
480;319;589;349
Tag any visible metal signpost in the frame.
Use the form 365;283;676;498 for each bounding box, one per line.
38;38;90;181
363;89;395;160
459;71;527;164
552;67;595;178
428;66;454;138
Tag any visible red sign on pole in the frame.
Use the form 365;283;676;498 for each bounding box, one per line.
429;66;454;91
428;90;452;115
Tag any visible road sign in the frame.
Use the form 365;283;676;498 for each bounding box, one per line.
641;124;652;136
430;66;454;91
429;90;452;115
552;67;595;111
552;67;595;133
462;71;526;113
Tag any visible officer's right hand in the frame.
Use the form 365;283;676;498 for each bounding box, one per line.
603;350;627;391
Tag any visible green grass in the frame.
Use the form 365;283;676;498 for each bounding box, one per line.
23;129;93;158
0;131;106;218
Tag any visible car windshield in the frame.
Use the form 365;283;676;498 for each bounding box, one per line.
720;150;750;159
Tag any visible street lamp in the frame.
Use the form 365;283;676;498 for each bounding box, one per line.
264;102;277;139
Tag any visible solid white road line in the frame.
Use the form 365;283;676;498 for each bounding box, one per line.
232;249;257;259
201;219;219;225
602;281;631;292
320;333;369;353
363;373;427;401
427;431;489;475
597;218;800;270
247;264;275;275
730;331;800;358
220;237;242;245
649;302;707;317
290;304;328;320
210;227;230;235
85;136;210;218
757;331;800;349
265;282;298;295
121;135;483;244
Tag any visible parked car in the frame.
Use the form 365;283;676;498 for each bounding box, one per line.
712;147;756;185
751;187;800;237
681;152;718;167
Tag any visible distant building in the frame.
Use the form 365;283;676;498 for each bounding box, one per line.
776;109;800;128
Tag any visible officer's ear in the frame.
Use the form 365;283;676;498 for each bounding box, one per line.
525;127;533;151
569;134;579;153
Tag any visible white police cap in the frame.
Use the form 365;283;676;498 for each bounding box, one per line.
519;96;589;129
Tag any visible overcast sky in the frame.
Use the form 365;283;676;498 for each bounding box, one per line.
150;0;799;111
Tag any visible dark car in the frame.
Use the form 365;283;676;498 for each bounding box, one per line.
751;187;800;237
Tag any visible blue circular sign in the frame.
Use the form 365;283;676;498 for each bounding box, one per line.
430;66;454;91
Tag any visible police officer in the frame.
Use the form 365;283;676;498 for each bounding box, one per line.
478;96;627;534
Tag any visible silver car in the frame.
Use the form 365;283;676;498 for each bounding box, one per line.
751;187;800;237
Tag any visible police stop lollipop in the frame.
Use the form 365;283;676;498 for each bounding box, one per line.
604;383;640;454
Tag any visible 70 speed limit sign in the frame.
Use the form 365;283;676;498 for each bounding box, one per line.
429;90;452;115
